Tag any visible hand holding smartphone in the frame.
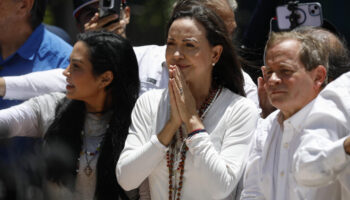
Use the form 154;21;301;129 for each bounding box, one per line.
99;0;122;19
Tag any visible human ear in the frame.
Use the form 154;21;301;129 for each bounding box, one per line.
100;70;114;88
18;0;34;17
313;65;327;90
211;45;223;66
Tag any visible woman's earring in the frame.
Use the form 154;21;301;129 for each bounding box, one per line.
212;63;216;66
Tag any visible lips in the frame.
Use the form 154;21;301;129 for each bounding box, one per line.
66;79;75;90
176;64;190;69
270;90;287;95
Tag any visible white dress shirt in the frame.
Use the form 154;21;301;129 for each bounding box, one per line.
241;102;340;200
293;71;350;200
3;45;259;107
116;88;259;200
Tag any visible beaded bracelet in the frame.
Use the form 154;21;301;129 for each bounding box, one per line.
187;128;206;138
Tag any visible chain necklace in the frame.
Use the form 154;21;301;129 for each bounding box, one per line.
76;130;103;176
166;86;222;200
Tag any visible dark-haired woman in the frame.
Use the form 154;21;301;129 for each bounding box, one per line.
0;31;139;200
116;1;259;200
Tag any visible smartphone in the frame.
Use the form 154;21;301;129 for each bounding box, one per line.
99;0;121;19
276;2;323;30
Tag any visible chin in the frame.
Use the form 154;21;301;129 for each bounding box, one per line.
65;94;73;100
65;92;77;100
270;98;286;109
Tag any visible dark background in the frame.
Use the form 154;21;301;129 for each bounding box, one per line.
46;0;350;47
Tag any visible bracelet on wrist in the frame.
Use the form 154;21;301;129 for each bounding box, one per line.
187;128;206;138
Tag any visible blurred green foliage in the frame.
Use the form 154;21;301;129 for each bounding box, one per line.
43;5;55;25
127;0;176;45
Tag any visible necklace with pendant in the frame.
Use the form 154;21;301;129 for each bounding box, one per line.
79;130;102;176
75;114;110;176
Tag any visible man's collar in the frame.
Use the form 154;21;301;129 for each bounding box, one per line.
281;99;316;132
17;24;44;60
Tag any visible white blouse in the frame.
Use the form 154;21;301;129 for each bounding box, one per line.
116;88;259;200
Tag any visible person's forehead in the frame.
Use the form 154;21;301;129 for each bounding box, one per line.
268;39;301;56
169;18;206;37
265;39;302;66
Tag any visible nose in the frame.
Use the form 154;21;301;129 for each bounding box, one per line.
63;65;70;77
173;48;184;60
268;72;282;85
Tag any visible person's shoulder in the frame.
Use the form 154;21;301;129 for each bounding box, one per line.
223;88;257;110
44;24;72;44
220;89;259;122
137;89;167;104
134;89;167;115
42;27;73;51
38;27;72;68
321;71;350;97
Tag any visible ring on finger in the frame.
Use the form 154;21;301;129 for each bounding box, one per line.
179;87;183;95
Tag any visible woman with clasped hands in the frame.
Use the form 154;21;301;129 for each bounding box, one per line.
116;1;259;200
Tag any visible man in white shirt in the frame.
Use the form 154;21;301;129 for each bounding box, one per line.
240;30;340;200
0;0;259;105
293;71;350;199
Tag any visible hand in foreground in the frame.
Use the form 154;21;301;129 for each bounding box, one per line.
156;67;182;146
84;13;125;35
169;65;204;133
259;66;276;118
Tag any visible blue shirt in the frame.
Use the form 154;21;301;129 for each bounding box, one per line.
0;24;72;109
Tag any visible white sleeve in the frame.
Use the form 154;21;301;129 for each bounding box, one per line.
294;130;350;187
242;70;259;108
3;69;66;100
116;92;168;191
0;93;64;138
185;99;259;199
240;129;266;200
293;74;350;187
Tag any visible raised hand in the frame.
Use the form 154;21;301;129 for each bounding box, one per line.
168;77;182;128
169;65;204;133
84;13;122;34
156;66;183;146
259;66;276;118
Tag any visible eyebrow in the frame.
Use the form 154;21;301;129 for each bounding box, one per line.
183;38;199;43
71;58;84;64
167;37;199;42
